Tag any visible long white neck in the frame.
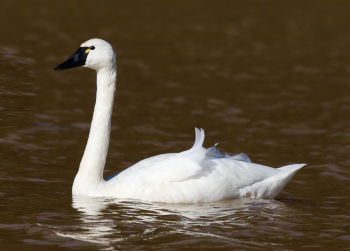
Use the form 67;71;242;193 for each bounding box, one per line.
73;64;117;195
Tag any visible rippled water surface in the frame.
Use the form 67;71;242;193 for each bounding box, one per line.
1;0;350;250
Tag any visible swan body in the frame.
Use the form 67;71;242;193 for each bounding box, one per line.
55;38;305;203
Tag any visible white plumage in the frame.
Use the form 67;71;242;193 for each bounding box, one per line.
55;38;305;203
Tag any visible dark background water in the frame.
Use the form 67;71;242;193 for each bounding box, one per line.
0;0;350;250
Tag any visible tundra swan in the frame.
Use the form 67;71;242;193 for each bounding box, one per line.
54;38;305;203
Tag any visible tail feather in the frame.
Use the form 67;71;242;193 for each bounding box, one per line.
239;163;306;199
179;128;206;158
190;127;205;151
278;163;306;173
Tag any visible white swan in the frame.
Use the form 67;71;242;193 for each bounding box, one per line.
54;38;305;203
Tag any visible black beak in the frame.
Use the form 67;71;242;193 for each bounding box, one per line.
54;47;89;70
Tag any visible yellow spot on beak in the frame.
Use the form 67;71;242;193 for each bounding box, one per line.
85;48;91;53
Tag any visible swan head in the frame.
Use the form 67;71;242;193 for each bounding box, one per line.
54;38;116;71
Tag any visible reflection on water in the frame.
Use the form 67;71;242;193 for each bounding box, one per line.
60;197;291;249
1;0;350;250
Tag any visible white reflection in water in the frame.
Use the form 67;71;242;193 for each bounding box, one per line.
55;196;292;249
55;197;120;248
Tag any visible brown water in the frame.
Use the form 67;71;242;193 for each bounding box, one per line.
1;0;350;250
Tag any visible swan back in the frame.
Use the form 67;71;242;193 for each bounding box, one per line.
104;129;305;203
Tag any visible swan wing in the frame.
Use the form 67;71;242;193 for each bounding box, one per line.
113;128;209;183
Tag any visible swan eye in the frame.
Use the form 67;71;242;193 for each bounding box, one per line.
85;46;95;54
